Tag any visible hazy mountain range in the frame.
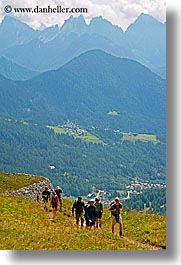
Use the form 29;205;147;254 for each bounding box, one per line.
0;50;165;134
0;13;166;79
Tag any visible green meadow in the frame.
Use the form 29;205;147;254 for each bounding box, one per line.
0;173;166;250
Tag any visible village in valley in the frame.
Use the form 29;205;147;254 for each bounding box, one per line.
83;179;166;209
47;120;165;213
58;120;88;136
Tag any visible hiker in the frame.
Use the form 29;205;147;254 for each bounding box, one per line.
84;201;90;228
109;197;123;236
72;196;85;228
55;186;63;211
36;193;40;202
42;186;50;211
85;198;96;229
50;191;59;222
95;198;103;228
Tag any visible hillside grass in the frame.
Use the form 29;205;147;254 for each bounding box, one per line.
0;196;166;250
121;132;159;143
76;133;103;143
0;172;44;193
0;173;166;250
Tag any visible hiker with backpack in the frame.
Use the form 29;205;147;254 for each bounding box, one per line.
55;186;63;211
42;186;50;211
85;198;96;229
95;198;103;228
109;197;123;236
72;196;85;228
50;191;59;222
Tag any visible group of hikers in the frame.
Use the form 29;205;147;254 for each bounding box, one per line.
41;186;123;236
41;186;63;219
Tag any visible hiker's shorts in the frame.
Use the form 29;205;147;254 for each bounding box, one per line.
96;211;102;219
76;212;84;223
52;203;58;209
112;215;122;224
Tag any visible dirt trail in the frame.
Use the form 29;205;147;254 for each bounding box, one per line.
45;205;165;250
122;236;164;250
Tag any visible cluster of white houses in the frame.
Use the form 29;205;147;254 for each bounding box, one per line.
84;180;166;207
125;180;166;195
60;121;88;136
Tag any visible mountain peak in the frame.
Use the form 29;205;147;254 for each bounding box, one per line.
136;13;161;24
1;15;16;23
2;15;24;26
0;15;38;52
126;13;164;33
62;15;86;28
1;16;19;29
91;16;112;26
90;16;123;31
60;15;87;33
130;13;163;28
88;16;123;40
0;15;35;32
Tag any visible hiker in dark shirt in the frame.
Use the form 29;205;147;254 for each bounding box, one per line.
72;196;85;228
85;199;96;229
42;187;50;211
95;198;103;228
55;186;63;211
109;197;123;236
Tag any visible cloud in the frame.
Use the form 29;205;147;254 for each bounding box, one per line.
0;0;166;30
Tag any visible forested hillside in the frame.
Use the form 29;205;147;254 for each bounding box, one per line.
0;57;39;80
0;115;166;213
0;50;166;134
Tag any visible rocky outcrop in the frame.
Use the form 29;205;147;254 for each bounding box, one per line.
11;178;54;201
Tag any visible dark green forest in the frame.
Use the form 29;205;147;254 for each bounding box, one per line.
0;115;166;206
123;187;166;215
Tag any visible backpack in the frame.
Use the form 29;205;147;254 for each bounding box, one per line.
73;200;84;213
111;203;122;216
95;202;103;213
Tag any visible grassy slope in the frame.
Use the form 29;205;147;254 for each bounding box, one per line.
0;173;166;250
0;172;44;192
122;132;159;143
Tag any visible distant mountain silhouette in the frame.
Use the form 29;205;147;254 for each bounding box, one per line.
0;16;38;52
0;50;165;133
0;14;166;77
125;13;166;75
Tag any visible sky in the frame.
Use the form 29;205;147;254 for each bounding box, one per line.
0;0;166;30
